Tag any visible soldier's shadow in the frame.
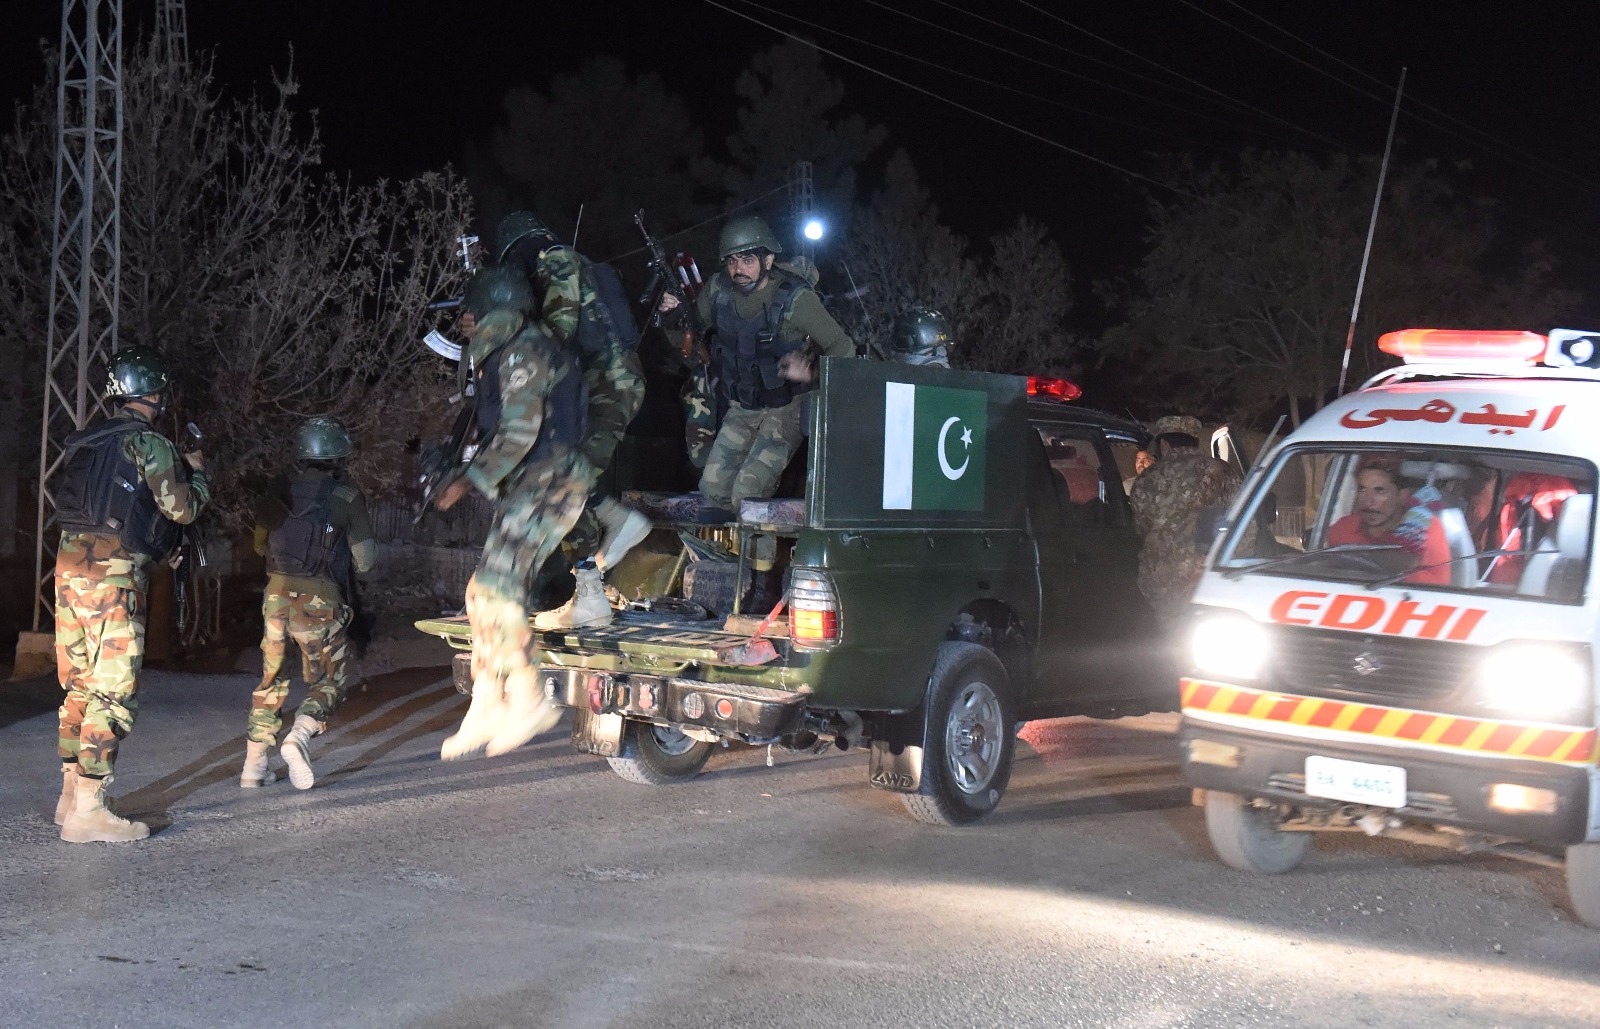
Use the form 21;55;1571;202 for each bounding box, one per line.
117;734;250;831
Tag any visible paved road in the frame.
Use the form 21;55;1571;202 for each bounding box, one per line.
3;662;1599;1028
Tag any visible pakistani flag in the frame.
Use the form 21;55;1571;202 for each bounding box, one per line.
882;382;988;511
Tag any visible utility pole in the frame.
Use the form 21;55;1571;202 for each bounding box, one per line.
789;160;815;262
29;0;125;640
156;0;188;65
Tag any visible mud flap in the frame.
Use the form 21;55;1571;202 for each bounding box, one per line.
869;741;924;793
571;705;626;758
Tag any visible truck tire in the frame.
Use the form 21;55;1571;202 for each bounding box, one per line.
1203;790;1310;874
1565;843;1600;927
901;642;1016;827
606;722;714;785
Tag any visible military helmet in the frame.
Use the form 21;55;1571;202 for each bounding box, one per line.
1150;414;1205;441
893;307;953;354
293;416;353;461
105;346;171;399
495;210;554;261
718;215;784;261
462;264;535;320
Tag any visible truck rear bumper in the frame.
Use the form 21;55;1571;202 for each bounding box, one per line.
1180;717;1592;848
539;666;806;741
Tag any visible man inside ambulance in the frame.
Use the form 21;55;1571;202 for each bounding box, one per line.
1326;456;1451;585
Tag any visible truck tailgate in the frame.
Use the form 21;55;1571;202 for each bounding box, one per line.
413;612;793;666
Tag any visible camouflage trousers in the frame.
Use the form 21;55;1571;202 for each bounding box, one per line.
699;396;805;510
471;454;595;688
1137;535;1206;627
682;367;717;471
566;348;646;561
249;590;353;744
56;575;146;778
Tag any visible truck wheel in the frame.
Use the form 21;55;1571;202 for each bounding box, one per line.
1203;790;1310;874
901;642;1016;827
606;722;714;785
1565;843;1600;927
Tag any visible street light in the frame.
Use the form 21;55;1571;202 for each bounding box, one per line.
803;218;825;242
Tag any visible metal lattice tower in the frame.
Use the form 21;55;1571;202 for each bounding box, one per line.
789;160;815;262
156;0;187;64
34;0;125;629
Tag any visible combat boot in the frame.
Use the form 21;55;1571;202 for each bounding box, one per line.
532;565;613;630
240;740;275;788
593;498;651;573
280;714;322;790
440;677;508;761
54;762;79;825
60;775;149;844
485;667;564;757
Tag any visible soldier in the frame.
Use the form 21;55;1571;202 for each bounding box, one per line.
657;215;855;608
51;346;211;843
433;264;597;759
242;416;377;790
495;211;651;630
1130;415;1241;626
890;307;954;367
659;215;855;517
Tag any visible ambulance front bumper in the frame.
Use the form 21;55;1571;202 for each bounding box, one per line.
1180;718;1592;848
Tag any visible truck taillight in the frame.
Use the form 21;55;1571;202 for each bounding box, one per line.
789;569;840;650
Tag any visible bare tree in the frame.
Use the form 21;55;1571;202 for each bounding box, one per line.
0;39;473;541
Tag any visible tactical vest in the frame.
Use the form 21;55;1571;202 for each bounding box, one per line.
265;471;350;582
475;335;587;468
711;271;807;410
54;415;182;559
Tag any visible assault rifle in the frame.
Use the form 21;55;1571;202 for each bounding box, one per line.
173;420;208;639
416;384;478;524
634;209;708;366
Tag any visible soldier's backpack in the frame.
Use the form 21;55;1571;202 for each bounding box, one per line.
572;251;642;361
55;415;181;558
264;472;349;582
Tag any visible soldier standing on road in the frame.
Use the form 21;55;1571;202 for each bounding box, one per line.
658;216;855;607
492;211;651;630
242;417;377;790
433;265;598;760
890;307;954;367
51;347;211;843
1130;415;1241;626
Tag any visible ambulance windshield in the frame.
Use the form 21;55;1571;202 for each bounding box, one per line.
1215;446;1596;603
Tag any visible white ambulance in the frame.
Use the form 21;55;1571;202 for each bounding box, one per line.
1182;328;1600;924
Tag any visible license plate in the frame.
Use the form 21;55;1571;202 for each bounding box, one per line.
1304;755;1407;808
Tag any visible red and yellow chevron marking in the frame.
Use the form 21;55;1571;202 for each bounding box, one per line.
1181;678;1597;765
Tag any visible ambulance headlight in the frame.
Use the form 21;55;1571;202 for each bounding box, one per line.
1478;642;1590;720
1191;611;1271;681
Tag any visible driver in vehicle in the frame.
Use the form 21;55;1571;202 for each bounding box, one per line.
1326;457;1451;584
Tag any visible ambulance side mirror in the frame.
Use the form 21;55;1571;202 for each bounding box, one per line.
1194;507;1226;551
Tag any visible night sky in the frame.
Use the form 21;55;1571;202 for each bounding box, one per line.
5;0;1600;319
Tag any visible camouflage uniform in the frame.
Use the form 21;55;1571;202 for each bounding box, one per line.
522;245;645;561
443;310;597;758
247;474;377;745
1131;448;1241;624
56;409;211;778
687;273;855;510
682;368;717;469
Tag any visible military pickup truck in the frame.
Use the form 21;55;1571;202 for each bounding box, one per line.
418;359;1172;824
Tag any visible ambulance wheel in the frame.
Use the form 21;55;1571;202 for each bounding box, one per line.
1565;843;1600;927
1203;791;1310;874
901;643;1016;827
606;723;714;785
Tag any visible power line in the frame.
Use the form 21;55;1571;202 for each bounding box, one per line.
1177;0;1600;197
725;0;1238;155
854;0;1341;150
699;0;1201;199
997;0;1352;152
601;182;790;265
1213;0;1600;194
